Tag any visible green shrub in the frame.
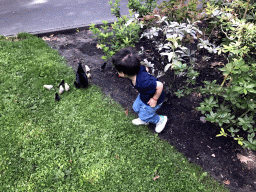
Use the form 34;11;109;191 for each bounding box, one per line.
157;0;207;23
89;11;142;61
139;0;256;150
17;32;37;39
127;0;157;17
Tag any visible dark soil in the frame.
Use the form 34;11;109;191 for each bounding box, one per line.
39;28;256;192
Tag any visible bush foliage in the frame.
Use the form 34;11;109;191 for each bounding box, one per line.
91;0;256;150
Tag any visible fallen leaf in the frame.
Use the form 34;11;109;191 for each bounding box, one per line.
153;175;160;181
200;117;206;123
210;62;224;68
223;180;230;185
42;36;51;41
125;109;129;116
116;154;119;159
237;154;254;164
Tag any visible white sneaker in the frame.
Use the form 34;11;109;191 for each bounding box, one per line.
132;118;149;125
155;116;167;133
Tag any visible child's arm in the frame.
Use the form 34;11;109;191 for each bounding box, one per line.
147;81;163;108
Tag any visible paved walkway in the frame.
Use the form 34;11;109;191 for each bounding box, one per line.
0;0;166;37
0;0;130;36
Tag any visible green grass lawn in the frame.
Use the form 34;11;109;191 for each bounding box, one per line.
0;33;229;191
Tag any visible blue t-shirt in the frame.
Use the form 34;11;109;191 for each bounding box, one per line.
132;66;164;105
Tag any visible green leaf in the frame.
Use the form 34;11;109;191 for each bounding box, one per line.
238;117;245;123
102;20;109;26
226;63;233;72
216;128;227;137
103;46;109;52
248;102;256;110
238;140;243;146
246;84;255;89
240;65;249;72
233;86;243;92
248;89;256;93
101;56;107;61
208;96;214;103
249;132;255;139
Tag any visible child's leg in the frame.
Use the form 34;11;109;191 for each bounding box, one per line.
133;95;159;125
133;97;167;133
132;95;141;114
140;104;167;133
138;104;161;124
133;96;167;133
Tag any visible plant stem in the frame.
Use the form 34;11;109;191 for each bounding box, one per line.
227;77;233;88
220;24;232;40
225;109;251;129
243;0;251;19
221;74;229;87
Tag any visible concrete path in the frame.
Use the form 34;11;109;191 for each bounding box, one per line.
0;0;130;36
0;0;165;37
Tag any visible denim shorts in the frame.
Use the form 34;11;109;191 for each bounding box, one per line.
133;95;162;124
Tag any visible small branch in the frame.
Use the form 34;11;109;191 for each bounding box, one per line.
220;74;229;87
227;77;233;88
243;0;251;19
225;109;251;129
220;24;232;40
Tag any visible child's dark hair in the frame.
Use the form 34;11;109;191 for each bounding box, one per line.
112;47;140;76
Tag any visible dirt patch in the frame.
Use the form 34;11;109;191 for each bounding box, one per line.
41;29;256;192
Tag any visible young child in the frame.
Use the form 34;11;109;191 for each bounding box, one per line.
112;47;168;133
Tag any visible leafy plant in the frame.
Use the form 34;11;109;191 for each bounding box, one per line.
197;38;219;54
109;0;121;18
127;0;157;18
157;0;207;23
164;0;255;150
109;0;157;19
205;0;256;57
140;15;202;97
89;11;142;61
207;0;256;23
138;0;256;150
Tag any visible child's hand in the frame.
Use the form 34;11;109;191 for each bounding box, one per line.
148;98;157;108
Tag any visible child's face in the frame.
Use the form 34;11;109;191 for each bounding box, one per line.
117;71;126;78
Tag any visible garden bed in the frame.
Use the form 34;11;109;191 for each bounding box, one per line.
41;27;256;192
